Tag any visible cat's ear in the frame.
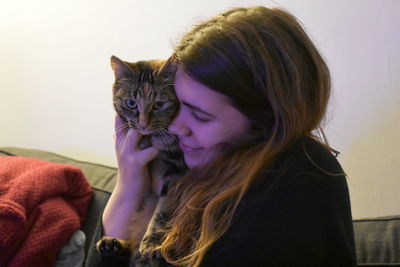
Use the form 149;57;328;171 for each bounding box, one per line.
159;57;178;77
111;55;136;80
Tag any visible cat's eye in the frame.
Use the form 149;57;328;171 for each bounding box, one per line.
125;100;137;109
154;101;166;110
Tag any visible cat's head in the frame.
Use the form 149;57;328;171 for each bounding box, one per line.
111;55;178;137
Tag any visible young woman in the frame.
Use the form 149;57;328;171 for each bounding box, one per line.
87;6;356;267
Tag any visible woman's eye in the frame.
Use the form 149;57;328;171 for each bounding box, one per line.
125;100;137;109
191;111;210;122
154;101;165;110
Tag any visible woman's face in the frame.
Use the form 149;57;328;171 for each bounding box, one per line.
169;67;251;169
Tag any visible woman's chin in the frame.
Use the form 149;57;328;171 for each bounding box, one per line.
183;154;203;169
183;150;218;169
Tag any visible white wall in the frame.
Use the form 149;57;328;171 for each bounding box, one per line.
1;0;399;219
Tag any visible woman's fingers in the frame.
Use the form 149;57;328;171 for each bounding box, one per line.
138;146;159;164
126;130;142;151
114;114;159;164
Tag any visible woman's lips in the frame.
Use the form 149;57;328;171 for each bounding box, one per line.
180;142;202;153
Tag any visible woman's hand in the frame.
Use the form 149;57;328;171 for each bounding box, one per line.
114;115;159;205
102;115;160;240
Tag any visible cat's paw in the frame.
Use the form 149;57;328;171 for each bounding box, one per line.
96;236;131;258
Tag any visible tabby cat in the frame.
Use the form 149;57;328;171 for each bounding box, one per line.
96;55;186;266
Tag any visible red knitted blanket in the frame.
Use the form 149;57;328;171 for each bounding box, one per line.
0;156;93;267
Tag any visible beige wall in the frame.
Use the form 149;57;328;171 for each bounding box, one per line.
1;0;399;219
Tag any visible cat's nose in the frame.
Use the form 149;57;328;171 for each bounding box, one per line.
138;115;149;129
139;122;148;129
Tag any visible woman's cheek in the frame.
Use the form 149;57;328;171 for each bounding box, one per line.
197;125;222;148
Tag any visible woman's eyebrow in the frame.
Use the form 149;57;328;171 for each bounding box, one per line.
181;101;216;118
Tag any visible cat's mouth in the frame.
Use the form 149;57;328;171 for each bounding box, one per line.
127;121;152;135
137;129;153;135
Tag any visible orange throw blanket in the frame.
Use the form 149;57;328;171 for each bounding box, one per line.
0;156;93;267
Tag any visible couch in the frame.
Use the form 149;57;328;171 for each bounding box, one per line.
0;146;399;266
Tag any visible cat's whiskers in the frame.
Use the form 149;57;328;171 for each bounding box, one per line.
115;123;131;147
122;127;131;138
116;122;130;133
120;126;134;148
154;128;167;141
151;122;169;134
155;128;180;154
155;121;171;133
158;122;179;144
154;129;171;152
115;125;130;135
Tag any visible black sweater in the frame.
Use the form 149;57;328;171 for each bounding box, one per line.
85;137;357;267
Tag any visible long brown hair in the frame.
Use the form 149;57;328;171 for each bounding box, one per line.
157;6;332;266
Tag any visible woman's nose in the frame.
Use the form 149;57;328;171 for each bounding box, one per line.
169;110;191;137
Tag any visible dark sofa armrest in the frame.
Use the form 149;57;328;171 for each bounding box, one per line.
353;215;400;266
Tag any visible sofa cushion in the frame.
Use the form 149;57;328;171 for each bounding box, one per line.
353;215;400;266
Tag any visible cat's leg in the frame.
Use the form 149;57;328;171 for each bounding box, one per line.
96;193;159;261
136;197;169;262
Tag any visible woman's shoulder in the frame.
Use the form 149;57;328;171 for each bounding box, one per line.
249;136;349;206
278;136;345;177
